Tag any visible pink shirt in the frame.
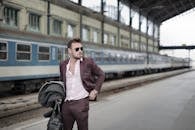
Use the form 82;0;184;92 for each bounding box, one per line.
65;60;89;101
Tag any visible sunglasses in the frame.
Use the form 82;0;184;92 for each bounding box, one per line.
75;47;83;52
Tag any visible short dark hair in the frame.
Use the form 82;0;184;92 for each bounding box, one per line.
67;38;82;48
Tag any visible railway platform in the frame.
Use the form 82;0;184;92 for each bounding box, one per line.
1;68;195;130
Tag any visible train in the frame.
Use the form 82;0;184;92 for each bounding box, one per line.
0;36;190;93
0;0;191;93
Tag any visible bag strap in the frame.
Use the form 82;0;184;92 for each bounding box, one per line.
51;99;62;116
51;102;57;116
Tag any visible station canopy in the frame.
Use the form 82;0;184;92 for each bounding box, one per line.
121;0;195;23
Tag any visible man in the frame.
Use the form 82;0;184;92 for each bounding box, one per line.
59;38;105;130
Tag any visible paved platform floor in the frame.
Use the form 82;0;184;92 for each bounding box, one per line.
2;70;195;130
1;69;189;118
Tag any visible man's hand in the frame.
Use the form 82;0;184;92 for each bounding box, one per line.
89;89;98;101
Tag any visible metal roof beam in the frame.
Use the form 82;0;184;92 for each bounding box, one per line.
167;0;179;14
188;0;194;8
159;45;195;50
115;0;195;23
179;0;187;11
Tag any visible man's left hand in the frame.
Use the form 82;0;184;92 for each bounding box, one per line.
89;89;98;100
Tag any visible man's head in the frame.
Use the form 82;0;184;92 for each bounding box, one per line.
67;38;83;60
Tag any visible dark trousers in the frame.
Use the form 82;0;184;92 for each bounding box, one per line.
62;97;89;130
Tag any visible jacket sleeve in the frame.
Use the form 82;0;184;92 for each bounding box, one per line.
90;58;105;93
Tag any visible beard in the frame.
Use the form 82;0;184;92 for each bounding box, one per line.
73;53;83;60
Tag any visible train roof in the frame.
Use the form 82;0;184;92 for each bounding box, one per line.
0;29;66;45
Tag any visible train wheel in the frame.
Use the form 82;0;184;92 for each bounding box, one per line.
13;83;34;94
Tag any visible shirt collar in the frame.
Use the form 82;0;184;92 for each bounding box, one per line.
67;58;82;66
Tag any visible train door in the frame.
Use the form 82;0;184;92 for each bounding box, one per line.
57;47;66;62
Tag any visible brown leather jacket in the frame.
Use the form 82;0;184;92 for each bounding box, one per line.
59;57;105;93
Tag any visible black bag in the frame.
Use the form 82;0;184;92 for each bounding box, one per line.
47;100;64;130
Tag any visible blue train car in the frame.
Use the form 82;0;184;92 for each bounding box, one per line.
0;37;66;92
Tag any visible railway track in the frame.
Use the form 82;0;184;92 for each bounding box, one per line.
0;68;192;126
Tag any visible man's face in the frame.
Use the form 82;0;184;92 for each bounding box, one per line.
68;42;83;60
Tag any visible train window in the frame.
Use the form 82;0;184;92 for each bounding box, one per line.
95;52;102;63
124;56;128;63
109;54;113;62
84;50;91;57
38;46;50;61
104;53;110;63
0;42;7;60
16;44;31;60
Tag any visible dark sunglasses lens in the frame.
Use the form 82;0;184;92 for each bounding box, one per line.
75;47;83;52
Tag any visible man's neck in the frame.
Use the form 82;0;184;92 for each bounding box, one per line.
70;58;78;64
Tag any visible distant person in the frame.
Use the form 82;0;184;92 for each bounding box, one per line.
59;38;105;130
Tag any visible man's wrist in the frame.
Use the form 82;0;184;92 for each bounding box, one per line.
93;89;98;94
